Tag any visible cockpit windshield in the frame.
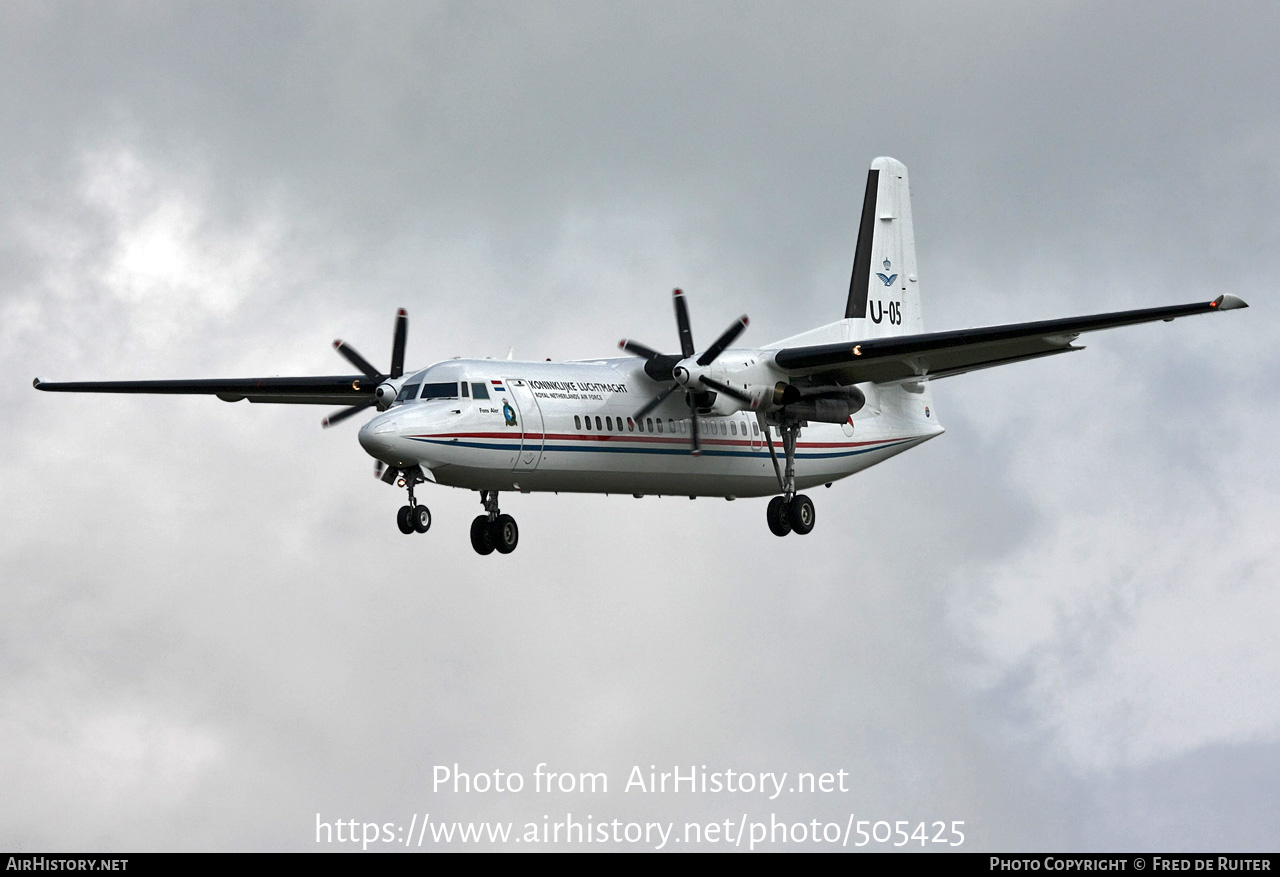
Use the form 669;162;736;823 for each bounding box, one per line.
420;382;459;400
393;376;477;405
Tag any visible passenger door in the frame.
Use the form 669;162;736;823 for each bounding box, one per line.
504;378;545;470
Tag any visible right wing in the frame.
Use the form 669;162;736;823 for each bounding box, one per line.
771;294;1248;385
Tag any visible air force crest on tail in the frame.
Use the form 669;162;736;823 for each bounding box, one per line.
502;400;517;426
876;257;898;287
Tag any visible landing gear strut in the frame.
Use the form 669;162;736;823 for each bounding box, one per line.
471;490;519;555
395;470;431;535
760;414;815;538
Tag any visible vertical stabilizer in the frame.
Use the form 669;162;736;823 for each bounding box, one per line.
843;157;923;338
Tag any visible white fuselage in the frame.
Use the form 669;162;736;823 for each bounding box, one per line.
358;355;943;498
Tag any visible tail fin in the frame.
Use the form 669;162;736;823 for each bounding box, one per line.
843;157;923;337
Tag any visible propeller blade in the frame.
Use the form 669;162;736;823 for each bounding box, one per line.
390;308;408;379
332;340;382;378
634;382;680;420
672;289;695;358
696;315;749;366
322;400;375;428
621;341;680;381
688;401;701;456
619;339;664;360
698;375;753;404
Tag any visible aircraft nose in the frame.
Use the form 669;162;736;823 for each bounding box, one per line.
358;415;401;461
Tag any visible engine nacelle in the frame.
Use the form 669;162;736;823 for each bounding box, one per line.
783;386;866;423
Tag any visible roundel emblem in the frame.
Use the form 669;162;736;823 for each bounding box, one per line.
503;400;517;427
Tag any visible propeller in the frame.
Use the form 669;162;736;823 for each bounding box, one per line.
323;308;409;428
619;289;749;456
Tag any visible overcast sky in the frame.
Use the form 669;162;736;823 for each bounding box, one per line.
3;1;1276;852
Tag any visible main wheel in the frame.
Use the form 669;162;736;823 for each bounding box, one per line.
789;494;815;535
470;515;495;555
412;505;432;533
396;505;415;534
766;496;792;537
491;514;519;554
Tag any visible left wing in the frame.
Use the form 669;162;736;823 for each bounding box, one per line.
32;375;374;406
32;308;411;427
771;295;1248;385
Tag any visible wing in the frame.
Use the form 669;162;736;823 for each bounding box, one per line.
32;375;375;406
771;295;1248;385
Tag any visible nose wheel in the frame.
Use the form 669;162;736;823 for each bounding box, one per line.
395;472;431;535
471;491;519;555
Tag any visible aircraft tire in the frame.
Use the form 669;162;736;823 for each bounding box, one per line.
470;515;496;555
412;505;432;533
397;505;415;534
767;496;792;537
492;514;519;554
789;494;815;535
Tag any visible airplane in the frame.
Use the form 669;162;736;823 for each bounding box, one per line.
33;157;1248;555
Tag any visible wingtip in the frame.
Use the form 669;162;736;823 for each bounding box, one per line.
397;308;408;317
333;339;344;349
32;377;41;389
1212;294;1249;310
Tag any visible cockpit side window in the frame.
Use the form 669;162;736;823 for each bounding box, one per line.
396;382;421;402
420;382;459;400
471;382;490;400
461;382;470;398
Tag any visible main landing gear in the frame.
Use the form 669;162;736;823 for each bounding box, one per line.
395;471;432;535
470;490;519;556
761;416;816;538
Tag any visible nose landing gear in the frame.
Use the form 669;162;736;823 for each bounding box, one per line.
395;470;431;535
471;490;519;555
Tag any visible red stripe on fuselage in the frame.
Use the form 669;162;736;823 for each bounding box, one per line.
410;430;905;450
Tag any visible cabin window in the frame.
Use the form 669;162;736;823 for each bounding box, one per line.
595;416;603;431
627;417;635;432
656;419;663;434
678;420;686;434
420;382;459;400
396;382;421;402
574;415;581;430
667;419;675;433
606;416;614;431
585;416;592;430
720;421;727;435
752;422;759;435
730;421;738;436
646;417;655;432
471;382;490;400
